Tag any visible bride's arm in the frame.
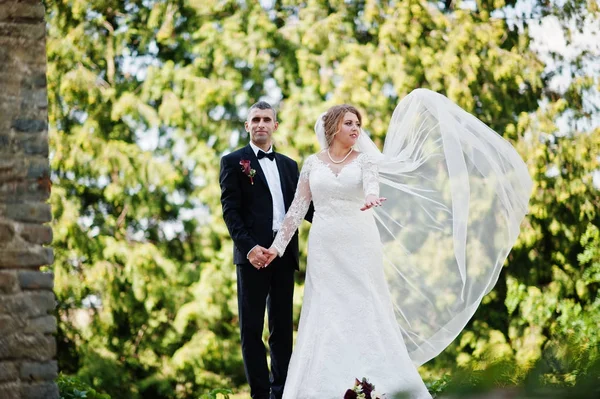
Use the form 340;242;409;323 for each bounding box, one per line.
360;154;386;211
270;156;314;257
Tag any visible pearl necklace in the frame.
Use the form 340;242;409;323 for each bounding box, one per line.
327;148;353;164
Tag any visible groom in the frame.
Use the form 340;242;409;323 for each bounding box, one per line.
219;101;312;399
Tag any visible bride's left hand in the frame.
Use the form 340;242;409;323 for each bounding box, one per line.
361;195;386;211
263;247;278;267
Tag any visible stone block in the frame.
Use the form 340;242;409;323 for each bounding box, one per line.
0;291;56;317
0;3;45;23
0;71;46;91
0;334;13;358
0;71;20;91
16;133;49;156
0;361;18;383
0;43;7;64
0;333;56;361
26;157;50;179
19;334;57;361
27;291;57;316
21;72;46;89
0;157;26;172
18;271;54;290
20;224;53;245
0;38;46;67
24;315;56;334
0;315;25;336
21;381;59;399
0;381;20;399
0;157;28;183
20;88;48;110
0;222;15;243
20;360;57;381
0;92;20;110
11;119;47;133
0;270;18;294
0;180;51;203
0;247;53;268
0;135;16;152
0;23;45;41
0;203;52;223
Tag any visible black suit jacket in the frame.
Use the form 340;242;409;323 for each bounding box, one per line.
220;144;312;269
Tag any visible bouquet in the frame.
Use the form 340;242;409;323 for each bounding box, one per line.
344;378;386;399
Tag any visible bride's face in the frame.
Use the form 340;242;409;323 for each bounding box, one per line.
334;112;361;148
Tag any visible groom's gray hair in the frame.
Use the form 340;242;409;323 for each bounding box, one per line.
248;101;277;121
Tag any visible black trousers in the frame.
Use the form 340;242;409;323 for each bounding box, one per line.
236;254;295;399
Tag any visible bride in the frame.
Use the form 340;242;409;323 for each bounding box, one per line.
263;89;532;398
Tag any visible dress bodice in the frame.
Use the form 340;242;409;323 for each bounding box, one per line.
309;156;370;218
272;152;379;256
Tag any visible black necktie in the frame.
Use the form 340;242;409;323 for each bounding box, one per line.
257;150;275;161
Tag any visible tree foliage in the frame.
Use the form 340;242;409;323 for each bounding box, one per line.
44;0;599;397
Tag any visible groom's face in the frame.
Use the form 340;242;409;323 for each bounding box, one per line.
245;108;278;147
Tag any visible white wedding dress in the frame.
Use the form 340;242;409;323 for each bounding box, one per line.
272;153;433;399
271;89;532;398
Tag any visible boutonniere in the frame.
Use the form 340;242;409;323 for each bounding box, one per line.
239;159;256;185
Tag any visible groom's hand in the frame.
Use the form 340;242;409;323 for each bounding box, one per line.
248;246;269;269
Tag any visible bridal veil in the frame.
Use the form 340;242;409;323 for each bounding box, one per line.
314;89;532;366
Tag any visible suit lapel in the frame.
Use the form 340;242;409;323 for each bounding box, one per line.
244;146;290;206
274;153;290;205
244;145;269;190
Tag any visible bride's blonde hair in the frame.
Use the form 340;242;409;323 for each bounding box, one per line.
322;105;362;148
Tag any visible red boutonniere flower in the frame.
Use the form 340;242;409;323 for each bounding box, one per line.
239;159;256;185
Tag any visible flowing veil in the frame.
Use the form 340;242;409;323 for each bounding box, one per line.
314;89;532;366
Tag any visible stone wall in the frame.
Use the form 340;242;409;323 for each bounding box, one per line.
0;1;58;398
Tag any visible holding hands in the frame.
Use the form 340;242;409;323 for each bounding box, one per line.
248;246;270;270
361;194;387;211
248;245;278;269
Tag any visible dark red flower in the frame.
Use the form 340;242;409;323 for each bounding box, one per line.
239;159;256;185
345;377;383;399
361;378;375;396
239;159;251;172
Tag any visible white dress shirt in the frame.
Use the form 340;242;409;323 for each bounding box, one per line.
247;141;286;258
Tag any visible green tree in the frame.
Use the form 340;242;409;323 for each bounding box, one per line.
46;0;279;397
448;0;600;384
45;0;599;397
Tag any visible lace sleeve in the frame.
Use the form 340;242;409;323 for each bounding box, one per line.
361;154;380;197
272;156;314;257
